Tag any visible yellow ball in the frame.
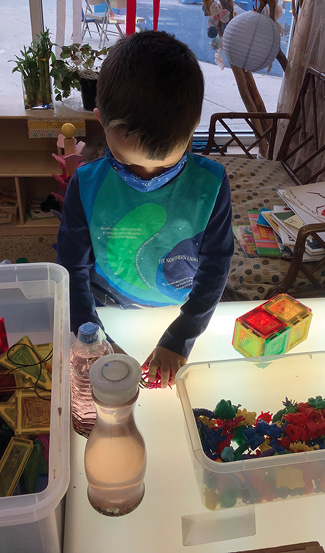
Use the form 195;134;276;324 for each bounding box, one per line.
61;123;76;139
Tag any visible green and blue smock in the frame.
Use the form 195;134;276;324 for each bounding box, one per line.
57;149;233;358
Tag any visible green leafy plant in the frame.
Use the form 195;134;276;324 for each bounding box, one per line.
11;45;38;80
51;43;109;102
10;46;39;108
33;28;53;106
10;29;53;108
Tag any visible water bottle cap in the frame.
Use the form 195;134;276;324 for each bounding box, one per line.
89;354;142;405
78;322;100;344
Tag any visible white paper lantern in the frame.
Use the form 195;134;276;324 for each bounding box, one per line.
222;11;281;72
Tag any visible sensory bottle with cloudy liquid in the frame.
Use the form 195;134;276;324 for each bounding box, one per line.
70;322;113;438
84;354;146;516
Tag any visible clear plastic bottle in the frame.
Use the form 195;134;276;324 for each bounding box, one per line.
84;354;146;516
70;322;113;438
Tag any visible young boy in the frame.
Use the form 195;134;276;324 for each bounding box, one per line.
57;30;234;387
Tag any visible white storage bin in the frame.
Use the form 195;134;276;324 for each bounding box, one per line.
0;263;70;553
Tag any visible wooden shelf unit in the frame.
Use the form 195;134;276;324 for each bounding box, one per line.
0;95;102;236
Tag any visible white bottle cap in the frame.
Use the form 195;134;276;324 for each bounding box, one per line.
89;354;142;405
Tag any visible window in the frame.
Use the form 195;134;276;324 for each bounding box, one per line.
1;0;296;139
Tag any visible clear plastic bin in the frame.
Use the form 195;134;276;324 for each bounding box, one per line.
0;263;70;553
176;352;325;543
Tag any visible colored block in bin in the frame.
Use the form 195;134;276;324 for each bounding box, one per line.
0;318;8;355
0;394;16;430
15;390;51;436
23;440;48;494
0;437;33;496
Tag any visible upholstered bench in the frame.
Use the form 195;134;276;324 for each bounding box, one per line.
208;155;325;301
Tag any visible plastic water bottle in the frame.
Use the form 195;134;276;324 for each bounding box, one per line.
70;322;114;438
84;354;146;516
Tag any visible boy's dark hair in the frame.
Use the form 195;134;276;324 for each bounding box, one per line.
96;30;204;160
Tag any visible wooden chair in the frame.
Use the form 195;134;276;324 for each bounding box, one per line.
203;112;291;160
202;67;325;300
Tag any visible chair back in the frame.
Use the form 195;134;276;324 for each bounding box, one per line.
203;112;290;160
203;67;325;186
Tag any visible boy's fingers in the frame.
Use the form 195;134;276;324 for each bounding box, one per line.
148;357;171;387
159;362;171;388
168;370;176;387
148;357;159;382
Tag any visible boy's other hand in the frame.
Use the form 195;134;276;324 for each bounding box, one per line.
147;346;187;388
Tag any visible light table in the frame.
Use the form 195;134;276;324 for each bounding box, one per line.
63;298;325;553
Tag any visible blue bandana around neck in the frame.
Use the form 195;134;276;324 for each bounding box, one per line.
105;147;188;192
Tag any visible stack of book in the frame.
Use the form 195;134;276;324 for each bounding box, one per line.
273;182;325;262
233;182;325;261
233;210;282;259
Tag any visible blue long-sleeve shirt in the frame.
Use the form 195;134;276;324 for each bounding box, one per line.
57;149;234;359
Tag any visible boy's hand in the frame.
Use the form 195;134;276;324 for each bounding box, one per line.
147;346;187;388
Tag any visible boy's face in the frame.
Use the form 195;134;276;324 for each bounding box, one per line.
94;110;186;179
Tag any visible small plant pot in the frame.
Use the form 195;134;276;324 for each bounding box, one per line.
80;77;98;111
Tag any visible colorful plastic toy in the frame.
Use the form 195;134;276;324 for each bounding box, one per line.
194;395;325;464
232;294;312;357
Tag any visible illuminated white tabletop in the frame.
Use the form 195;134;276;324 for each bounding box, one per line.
63;298;325;553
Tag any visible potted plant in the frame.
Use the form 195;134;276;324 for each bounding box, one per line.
11;46;39;109
10;29;53;109
51;44;109;111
